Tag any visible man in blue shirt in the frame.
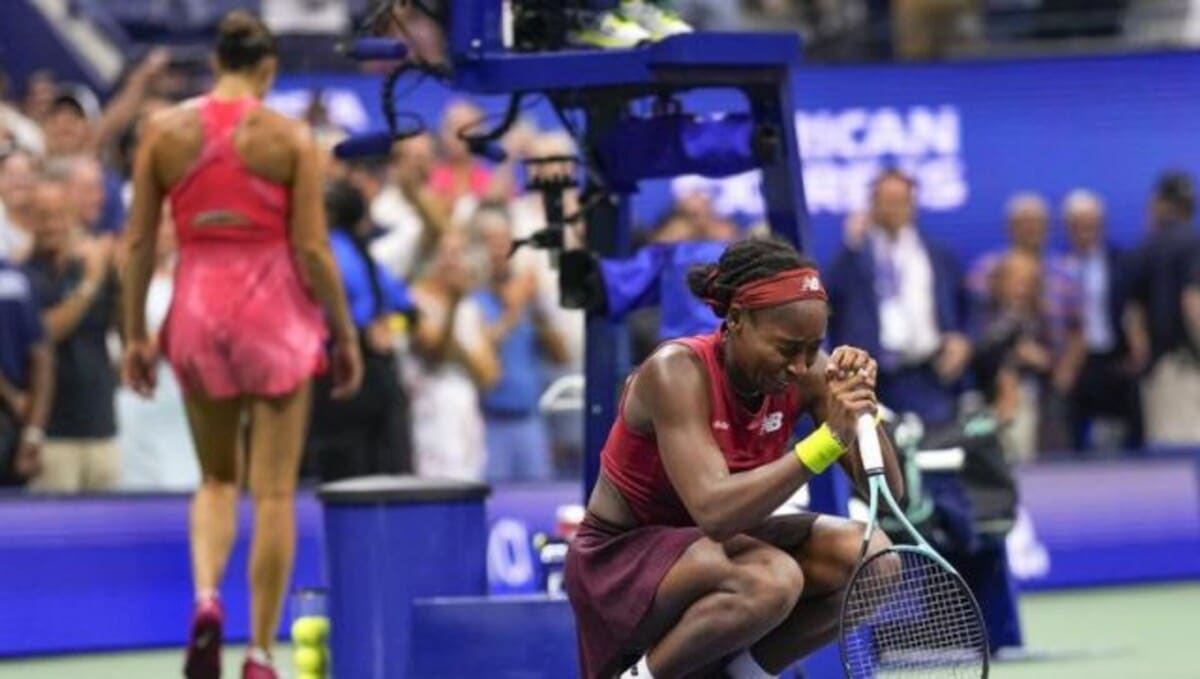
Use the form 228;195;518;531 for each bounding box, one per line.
307;179;415;481
473;202;569;482
22;178;119;493
0;255;53;484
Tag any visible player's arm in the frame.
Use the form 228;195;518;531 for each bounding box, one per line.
287;125;356;343
641;347;818;542
807;351;905;501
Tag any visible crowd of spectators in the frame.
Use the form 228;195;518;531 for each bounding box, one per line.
1;34;1198;495
0;59;589;492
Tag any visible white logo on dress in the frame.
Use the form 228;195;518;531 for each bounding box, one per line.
762;412;783;433
712;421;730;431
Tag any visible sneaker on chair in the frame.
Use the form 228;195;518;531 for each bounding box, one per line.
621;0;693;40
184;597;224;679
241;649;279;679
569;10;652;49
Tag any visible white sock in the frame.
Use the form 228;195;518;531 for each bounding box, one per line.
195;589;219;603
726;649;778;679
246;647;273;667
619;654;655;678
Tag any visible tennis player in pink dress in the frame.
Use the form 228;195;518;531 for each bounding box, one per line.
120;10;361;679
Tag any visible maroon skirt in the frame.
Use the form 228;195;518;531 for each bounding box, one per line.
563;511;824;678
564;512;703;678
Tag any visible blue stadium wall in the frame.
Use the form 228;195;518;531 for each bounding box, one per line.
0;458;1196;657
273;50;1200;266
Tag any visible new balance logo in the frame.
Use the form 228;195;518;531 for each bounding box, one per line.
762;411;783;433
802;274;822;292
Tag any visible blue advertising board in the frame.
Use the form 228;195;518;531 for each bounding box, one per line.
0;456;1194;656
274;50;1200;266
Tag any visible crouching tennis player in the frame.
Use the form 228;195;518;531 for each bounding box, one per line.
564;237;905;678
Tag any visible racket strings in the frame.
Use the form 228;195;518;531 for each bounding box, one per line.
843;550;987;677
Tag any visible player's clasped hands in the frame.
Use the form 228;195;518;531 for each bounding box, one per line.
823;345;878;445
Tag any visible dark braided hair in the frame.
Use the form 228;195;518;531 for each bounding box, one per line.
686;236;818;318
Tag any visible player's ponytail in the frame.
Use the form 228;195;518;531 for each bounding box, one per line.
215;10;277;72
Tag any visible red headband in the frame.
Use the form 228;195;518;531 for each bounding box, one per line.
731;268;826;310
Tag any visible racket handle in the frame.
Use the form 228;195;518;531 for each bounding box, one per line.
856;412;884;474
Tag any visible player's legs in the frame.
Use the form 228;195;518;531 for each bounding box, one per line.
630;535;805;677
182;393;245;599
750;514;899;673
245;383;312;655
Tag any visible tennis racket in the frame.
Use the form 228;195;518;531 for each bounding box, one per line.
839;413;989;678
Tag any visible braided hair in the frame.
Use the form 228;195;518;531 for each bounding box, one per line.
687;237;818;318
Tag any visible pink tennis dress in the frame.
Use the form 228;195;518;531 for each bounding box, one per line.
162;95;327;398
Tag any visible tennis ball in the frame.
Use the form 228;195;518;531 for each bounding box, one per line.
297;674;324;679
293;646;326;673
291;616;329;646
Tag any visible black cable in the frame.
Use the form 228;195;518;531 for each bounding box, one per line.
378;64;429;138
457;92;526;147
357;0;394;36
546;97;615;201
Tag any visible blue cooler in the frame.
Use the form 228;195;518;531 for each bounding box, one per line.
319;475;489;678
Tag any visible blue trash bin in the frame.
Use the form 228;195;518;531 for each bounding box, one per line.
319;475;489;679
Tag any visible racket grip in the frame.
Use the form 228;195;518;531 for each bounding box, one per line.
856;412;885;474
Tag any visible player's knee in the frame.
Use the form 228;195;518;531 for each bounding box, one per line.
199;475;237;490
249;484;295;503
734;553;803;625
823;520;895;589
678;539;736;588
828;521;872;575
762;554;805;621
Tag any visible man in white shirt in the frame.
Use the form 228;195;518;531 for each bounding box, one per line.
827;169;973;427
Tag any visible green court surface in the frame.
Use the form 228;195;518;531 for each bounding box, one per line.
0;582;1195;678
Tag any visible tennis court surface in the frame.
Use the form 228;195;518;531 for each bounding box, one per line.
1;582;1194;678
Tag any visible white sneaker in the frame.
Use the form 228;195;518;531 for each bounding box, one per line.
569;11;652;49
620;0;693;40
